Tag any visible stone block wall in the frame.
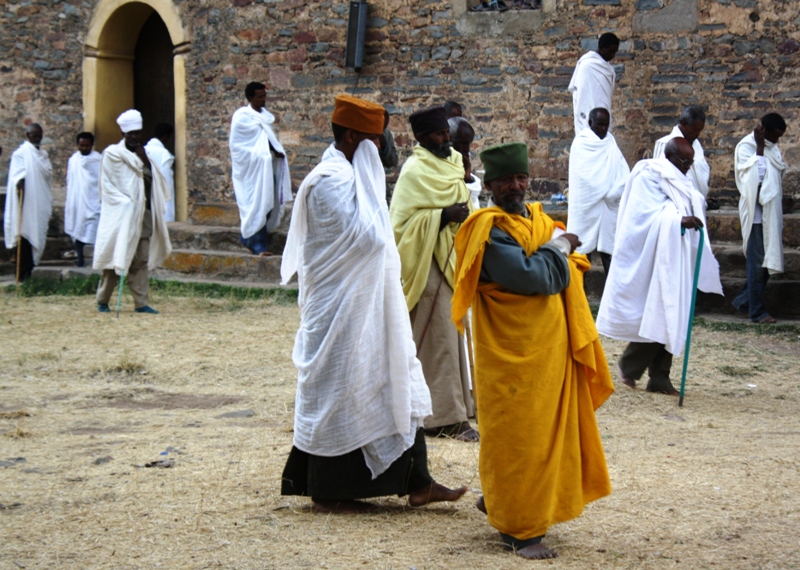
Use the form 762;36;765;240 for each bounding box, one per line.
2;0;799;208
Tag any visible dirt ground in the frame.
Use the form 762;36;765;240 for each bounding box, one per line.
1;291;799;569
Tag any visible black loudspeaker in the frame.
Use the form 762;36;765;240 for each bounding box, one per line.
345;1;368;72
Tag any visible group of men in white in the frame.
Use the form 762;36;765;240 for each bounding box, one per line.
566;31;788;394
3;112;176;313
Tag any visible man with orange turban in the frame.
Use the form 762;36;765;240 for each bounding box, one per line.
280;95;467;514
452;142;614;559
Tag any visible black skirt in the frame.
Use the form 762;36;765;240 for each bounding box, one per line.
281;428;433;501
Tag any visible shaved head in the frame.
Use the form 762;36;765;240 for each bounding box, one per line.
665;137;694;175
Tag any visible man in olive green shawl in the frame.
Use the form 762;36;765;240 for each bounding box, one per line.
390;105;477;441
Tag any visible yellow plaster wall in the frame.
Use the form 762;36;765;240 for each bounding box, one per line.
83;0;189;221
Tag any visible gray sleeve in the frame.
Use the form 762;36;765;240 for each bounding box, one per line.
479;227;571;295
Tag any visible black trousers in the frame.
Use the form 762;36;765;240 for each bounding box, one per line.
281;429;433;501
16;237;35;282
619;341;675;392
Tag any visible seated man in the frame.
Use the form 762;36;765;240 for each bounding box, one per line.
280;94;467;513
452;142;614;559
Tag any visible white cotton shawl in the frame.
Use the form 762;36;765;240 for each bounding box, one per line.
466;173;482;210
65;150;101;244
567;51;616;135
567;128;629;255
92;140;172;275
4;141;52;264
281;141;432;478
144;139;175;222
229;106;292;238
653;126;711;198
596;158;722;356
735;133;785;275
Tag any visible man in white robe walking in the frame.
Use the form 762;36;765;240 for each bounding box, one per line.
280;94;466;514
567;107;629;276
653;105;710;199
93;110;172;314
732;113;787;324
4;123;52;282
65;132;101;267
568;33;619;135
145;123;175;223
597;138;722;395
229;81;292;256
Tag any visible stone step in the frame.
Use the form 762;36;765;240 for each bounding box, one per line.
712;242;800;279
189;202;241;227
159;249;288;283
167;222;288;255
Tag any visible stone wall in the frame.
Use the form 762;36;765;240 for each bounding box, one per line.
2;0;799;207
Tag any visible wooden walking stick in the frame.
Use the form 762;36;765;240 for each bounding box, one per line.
463;315;477;420
15;182;24;285
678;226;705;408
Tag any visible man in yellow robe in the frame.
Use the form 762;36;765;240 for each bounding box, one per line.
390;105;477;441
452;142;614;559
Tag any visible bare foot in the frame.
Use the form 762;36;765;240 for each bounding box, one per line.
617;363;636;389
517;544;558;559
258;251;274;257
475;495;487;515
408;482;468;507
312;500;377;514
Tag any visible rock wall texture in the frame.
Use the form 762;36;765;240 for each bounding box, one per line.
1;0;799;207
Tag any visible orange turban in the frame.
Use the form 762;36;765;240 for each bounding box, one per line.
332;94;385;136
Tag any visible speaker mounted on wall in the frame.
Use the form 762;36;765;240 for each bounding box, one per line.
345;1;368;72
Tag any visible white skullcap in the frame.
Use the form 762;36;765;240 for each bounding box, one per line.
116;109;143;133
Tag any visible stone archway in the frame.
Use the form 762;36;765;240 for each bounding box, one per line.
83;0;190;221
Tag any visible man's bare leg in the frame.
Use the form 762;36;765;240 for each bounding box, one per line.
476;495;487;514
312;499;377;514
408;482;468;507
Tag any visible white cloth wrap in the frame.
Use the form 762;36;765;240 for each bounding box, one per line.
4;141;53;264
466;173;482;210
144;139;175;223
567;128;629;254
653;125;711;198
597;158;722;356
567;51;616;134
281;141;432;478
229;106;292;238
65;150;101;244
735;133;785;275
92;140;172;274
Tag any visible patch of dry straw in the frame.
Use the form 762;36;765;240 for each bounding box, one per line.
0;292;799;569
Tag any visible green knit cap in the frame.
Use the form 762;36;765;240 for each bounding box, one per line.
480;142;529;183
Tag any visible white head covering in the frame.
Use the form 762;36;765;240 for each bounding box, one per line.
116;109;143;133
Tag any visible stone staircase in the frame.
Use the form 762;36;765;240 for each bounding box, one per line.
154;202;290;284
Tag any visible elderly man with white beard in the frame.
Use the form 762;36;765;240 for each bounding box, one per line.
653;105;710;200
4;123;52;282
597;138;722;395
93;109;172;314
229;81;292;256
567;107;629;277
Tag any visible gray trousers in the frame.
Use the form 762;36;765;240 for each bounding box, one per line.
96;213;152;309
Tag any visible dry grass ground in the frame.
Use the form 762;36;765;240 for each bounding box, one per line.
1;289;799;569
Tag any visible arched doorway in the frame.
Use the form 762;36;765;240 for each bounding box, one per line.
83;0;189;220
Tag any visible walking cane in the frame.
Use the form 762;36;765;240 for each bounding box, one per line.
463;315;477;420
15;184;24;285
115;270;125;318
678;226;705;408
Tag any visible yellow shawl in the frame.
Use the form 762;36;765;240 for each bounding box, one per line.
452;203;614;540
390;145;471;310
